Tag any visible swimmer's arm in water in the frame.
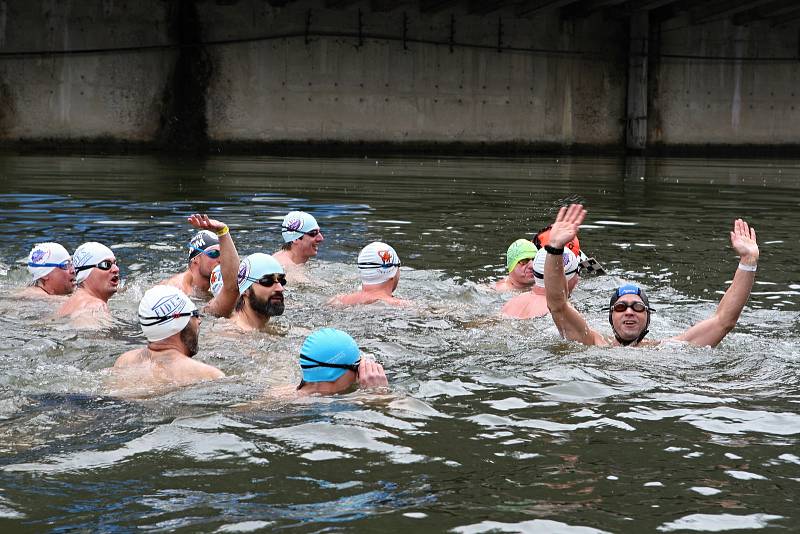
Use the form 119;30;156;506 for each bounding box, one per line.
544;205;607;346
189;213;240;318
671;218;759;348
358;358;389;388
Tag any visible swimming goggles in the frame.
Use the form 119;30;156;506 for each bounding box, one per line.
282;226;321;238
299;354;360;373
358;260;401;269
75;259;118;273
139;309;200;326
245;274;287;287
188;244;221;259
27;260;73;270
610;301;648;313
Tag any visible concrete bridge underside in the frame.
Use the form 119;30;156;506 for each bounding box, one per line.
1;0;799;154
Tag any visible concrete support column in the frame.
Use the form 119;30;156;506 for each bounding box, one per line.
626;10;648;151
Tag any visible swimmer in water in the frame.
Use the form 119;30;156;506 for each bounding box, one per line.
56;241;120;323
295;328;388;395
502;247;580;319
273;210;324;269
544;204;760;347
164;214;241;318
19;242;76;298
230;253;286;332
111;285;224;392
493;239;538;292
328;242;409;307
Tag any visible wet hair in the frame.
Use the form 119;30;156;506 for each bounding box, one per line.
280;242;293;251
234;293;247;312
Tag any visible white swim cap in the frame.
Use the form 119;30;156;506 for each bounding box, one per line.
209;264;224;297
27;242;71;281
138;285;197;342
357;242;401;285
237;253;285;294
532;247;579;288
73;242;115;284
281;211;319;242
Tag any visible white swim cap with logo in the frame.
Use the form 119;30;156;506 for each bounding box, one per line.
138;285;197;342
357;242;400;285
73;242;115;284
532;247;579;288
209;265;224;297
281;211;319;242
237;253;285;294
27;242;71;281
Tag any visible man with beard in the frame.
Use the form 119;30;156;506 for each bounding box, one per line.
57;241;120;326
19;242;76;298
111;285;224;392
164;215;240;319
273;210;324;269
544;204;760;348
230;253;286;331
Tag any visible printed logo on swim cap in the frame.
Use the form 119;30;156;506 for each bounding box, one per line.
72;247;92;267
617;284;641;297
150;293;187;317
378;250;392;264
237;260;250;287
30;248;48;264
286;217;303;232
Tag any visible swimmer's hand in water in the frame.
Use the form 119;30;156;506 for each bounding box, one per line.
730;218;759;263
358;358;389;388
548;204;587;249
187;213;227;234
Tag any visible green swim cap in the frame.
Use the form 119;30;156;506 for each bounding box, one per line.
506;239;538;273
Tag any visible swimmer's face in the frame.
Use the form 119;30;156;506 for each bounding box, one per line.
194;245;220;279
510;258;535;286
296;229;323;259
248;274;285;317
44;261;77;295
83;256;120;298
611;294;648;341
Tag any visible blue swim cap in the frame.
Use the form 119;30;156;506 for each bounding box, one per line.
300;328;360;383
609;283;652;345
237;253;284;294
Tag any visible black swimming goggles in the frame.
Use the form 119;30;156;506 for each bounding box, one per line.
282;226;321;238
75;259;118;273
299;354;360;373
139;309;200;327
358;260;401;269
245;274;287;287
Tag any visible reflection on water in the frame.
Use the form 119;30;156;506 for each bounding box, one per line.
1;154;799;531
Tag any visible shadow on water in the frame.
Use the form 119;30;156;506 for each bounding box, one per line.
0;153;799;531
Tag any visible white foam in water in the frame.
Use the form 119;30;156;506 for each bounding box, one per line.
690;487;722;496
657;513;782;532
452;519;611;533
404;512;428;519
300;450;351;461
778;453;800;464
724;453;743;460
216;521;275;532
594;220;638;226
483;397;530;411
644;481;664;487
725;470;767;480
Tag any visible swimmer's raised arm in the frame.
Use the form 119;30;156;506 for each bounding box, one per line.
190;214;240;318
545;204;607;346
671;218;759;348
358;358;389;388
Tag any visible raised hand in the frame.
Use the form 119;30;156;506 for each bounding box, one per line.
548;204;587;249
730;219;759;262
358;358;389;388
187;213;227;234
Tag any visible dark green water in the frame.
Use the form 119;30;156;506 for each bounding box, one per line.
0;154;798;532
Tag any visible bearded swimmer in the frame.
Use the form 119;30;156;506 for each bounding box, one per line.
229;253;286;332
273;211;324;269
494;239;538;292
164;214;240;318
544;204;760;348
56;241;120;325
328;242;409;306
19;242;76;298
502;247;580;319
295;328;388;395
111;285;224;393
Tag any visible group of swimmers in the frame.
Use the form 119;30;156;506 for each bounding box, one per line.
19;203;760;396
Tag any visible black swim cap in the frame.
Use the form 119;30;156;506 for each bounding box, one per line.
188;230;219;260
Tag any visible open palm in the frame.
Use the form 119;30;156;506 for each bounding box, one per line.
730;218;758;259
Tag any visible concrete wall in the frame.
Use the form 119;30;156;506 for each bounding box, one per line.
0;1;174;141
202;1;626;146
649;15;800;147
